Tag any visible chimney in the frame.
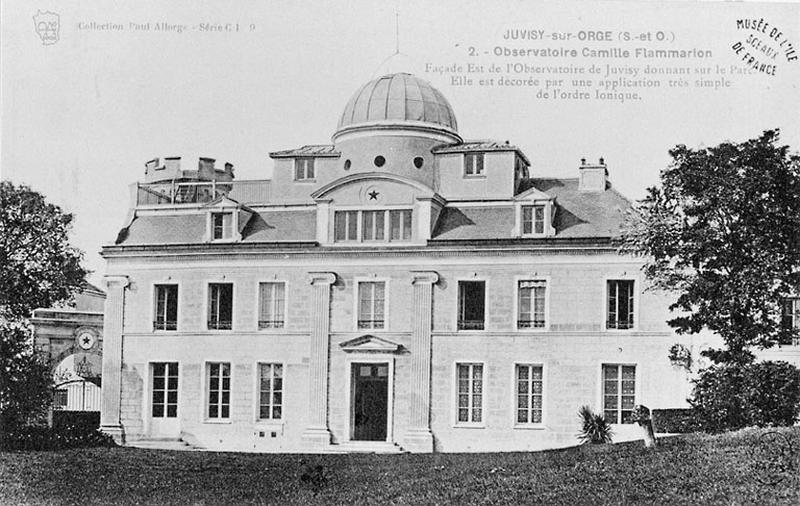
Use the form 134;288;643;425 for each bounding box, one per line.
144;158;159;175
164;156;181;173
224;162;235;179
578;157;608;192
198;157;216;180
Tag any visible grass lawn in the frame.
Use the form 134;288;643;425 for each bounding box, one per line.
1;428;799;505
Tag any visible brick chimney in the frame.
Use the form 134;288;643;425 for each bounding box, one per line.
578;157;608;192
198;157;216;180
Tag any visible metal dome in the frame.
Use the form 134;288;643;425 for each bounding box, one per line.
336;73;458;135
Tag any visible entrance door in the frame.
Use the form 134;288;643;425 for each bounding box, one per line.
352;363;389;441
149;362;180;437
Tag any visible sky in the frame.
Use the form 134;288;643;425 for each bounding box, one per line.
2;0;799;285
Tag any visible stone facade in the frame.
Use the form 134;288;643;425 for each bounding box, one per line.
101;72;722;452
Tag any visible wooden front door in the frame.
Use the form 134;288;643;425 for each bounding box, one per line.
352;363;389;441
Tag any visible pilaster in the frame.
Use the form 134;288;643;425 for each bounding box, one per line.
99;275;129;444
302;271;337;448
403;270;438;452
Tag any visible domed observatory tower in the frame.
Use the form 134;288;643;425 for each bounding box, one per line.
333;73;461;188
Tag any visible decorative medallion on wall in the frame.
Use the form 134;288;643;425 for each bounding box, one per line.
77;331;95;350
360;185;383;204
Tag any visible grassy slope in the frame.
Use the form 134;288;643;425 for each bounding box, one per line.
1;428;799;505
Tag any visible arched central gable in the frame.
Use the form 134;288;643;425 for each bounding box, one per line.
311;172;438;206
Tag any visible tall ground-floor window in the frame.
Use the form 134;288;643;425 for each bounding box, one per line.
152;362;178;418
258;363;283;420
515;364;543;424
207;362;231;419
456;363;484;424
602;364;636;423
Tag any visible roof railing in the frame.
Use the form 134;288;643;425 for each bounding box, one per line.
135;180;270;206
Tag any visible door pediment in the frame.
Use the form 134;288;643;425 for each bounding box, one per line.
339;335;404;353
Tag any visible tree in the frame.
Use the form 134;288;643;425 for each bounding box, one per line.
0;181;88;432
1;181;88;318
621;130;800;364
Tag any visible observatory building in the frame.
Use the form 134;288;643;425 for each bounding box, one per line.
100;73;705;452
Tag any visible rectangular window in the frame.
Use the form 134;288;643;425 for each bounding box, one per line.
54;389;68;410
518;280;546;329
362;210;386;241
516;364;543;424
607;280;635;329
294;158;315;180
464;153;484;176
456;363;483;424
152;362;178;418
334;210;413;243
782;298;800;329
258;363;283;420
458;281;485;330
207;362;230;419
258;282;285;329
602;364;636;424
358;281;386;329
154;284;178;331
334;211;358;241
212;212;232;240
522;205;545;235
208;283;233;330
781;298;800;345
389;210;412;241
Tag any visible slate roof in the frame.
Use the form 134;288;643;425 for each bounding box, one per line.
116;178;630;246
432;178;631;241
116;210;317;245
269;145;341;158
432;140;530;165
531;178;631;238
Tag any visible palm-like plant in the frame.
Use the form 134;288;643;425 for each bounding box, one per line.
577;406;613;444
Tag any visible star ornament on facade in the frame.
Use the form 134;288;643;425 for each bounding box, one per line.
368;190;380;200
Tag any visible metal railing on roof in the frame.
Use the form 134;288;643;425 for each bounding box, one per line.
136;180;270;206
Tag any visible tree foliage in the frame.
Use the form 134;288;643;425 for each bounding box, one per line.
1;181;88;318
621;130;800;364
690;361;800;432
0;181;88;431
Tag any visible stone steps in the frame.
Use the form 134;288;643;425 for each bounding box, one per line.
126;437;201;451
329;441;407;454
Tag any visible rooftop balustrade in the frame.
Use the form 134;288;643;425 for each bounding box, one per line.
135;180;271;206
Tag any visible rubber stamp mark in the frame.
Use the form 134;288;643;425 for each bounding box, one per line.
749;431;794;486
33;10;60;46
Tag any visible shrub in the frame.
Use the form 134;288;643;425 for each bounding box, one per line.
0;424;116;451
577;405;613;444
651;409;702;433
690;360;800;432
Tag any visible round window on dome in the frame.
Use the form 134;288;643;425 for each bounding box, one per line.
413;157;424;169
344;159;351;170
374;156;386;167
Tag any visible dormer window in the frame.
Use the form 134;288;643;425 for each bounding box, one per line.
211;212;233;240
294;158;315;181
464;153;484;177
522;205;545;235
